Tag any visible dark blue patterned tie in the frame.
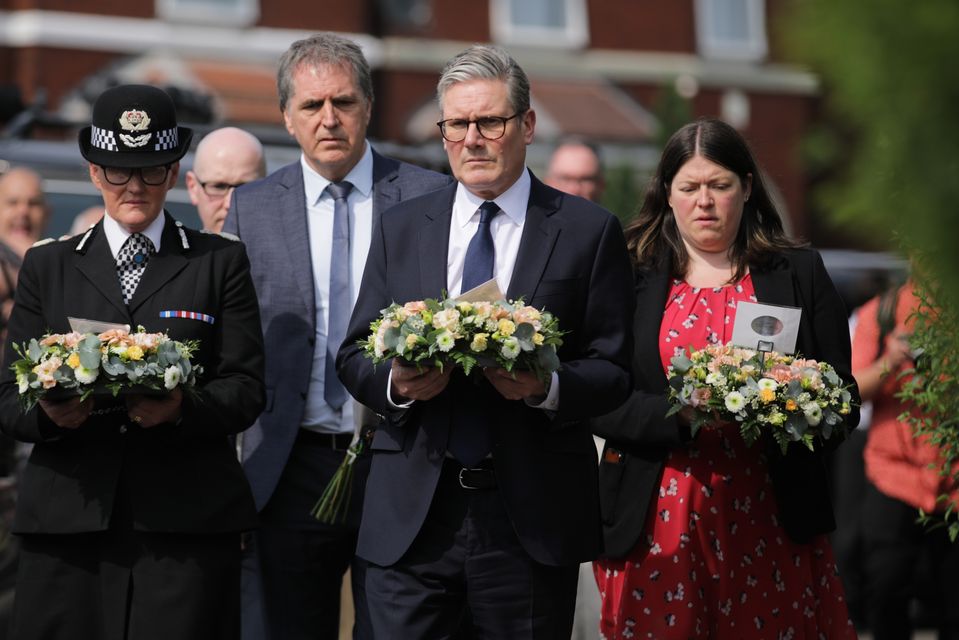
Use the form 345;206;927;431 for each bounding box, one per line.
461;201;501;293
325;181;353;411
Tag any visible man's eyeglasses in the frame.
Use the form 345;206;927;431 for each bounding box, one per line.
101;165;171;186
436;113;523;143
197;180;248;198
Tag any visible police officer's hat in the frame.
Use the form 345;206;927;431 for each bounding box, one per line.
78;84;193;168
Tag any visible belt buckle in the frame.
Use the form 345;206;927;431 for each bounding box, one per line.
458;468;480;490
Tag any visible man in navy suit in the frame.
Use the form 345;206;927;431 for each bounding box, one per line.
337;45;635;638
222;33;450;640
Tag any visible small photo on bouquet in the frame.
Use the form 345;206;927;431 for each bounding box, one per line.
666;343;854;453
11;326;203;412
359;296;564;382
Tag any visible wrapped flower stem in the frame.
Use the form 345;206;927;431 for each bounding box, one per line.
311;438;365;524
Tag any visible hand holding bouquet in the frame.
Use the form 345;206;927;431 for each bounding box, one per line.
359;296;563;382
11;326;203;411
666;343;854;453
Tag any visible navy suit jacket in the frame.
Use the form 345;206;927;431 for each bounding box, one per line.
337;172;635;567
592;248;862;557
0;213;264;534
223;148;451;511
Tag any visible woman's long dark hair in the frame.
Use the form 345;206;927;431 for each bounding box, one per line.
625;117;800;282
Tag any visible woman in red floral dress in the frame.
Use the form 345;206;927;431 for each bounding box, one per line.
591;118;860;639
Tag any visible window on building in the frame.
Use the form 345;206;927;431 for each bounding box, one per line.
490;0;589;49
156;0;259;26
695;0;767;61
379;0;432;30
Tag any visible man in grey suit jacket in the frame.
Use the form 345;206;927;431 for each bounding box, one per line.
222;33;450;640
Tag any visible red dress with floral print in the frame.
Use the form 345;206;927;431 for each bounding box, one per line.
594;275;855;639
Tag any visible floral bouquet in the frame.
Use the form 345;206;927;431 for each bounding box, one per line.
11;326;203;412
666;343;854;454
313;296;565;524
359;296;563;382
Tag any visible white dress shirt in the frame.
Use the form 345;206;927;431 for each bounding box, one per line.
102;210;165;259
302;143;374;433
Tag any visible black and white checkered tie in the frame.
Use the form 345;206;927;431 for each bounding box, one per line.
116;233;155;305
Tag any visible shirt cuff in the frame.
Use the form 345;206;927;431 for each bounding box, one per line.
386;368;415;409
525;372;559;411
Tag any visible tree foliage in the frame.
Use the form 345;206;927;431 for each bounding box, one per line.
785;0;959;279
786;1;959;533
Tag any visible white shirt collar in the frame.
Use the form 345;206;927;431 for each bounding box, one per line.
454;168;531;228
102;211;165;259
301;141;373;206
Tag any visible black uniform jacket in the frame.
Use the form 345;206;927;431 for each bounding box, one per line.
0;213;264;535
592;248;861;557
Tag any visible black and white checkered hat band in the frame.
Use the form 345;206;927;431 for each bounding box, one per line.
90;126;117;151
90;126;178;152
154;128;178;151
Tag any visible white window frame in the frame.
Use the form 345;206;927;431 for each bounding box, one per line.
695;0;768;62
490;0;589;49
156;0;259;27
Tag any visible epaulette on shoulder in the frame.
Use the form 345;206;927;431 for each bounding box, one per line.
73;224;99;254
200;229;240;242
31;237;57;248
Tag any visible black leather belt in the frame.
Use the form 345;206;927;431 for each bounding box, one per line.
443;458;496;490
297;429;355;450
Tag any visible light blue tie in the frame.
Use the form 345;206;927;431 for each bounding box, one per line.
325;181;353;410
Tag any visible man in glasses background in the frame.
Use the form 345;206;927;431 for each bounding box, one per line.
337;44;634;638
186;127;266;233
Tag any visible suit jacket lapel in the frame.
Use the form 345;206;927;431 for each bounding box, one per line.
418;185;456;298
507;175;560;302
751;261;796;307
74;222;129;318
275;165;316;314
635;267;672;386
127;213;189;312
371;149;400;226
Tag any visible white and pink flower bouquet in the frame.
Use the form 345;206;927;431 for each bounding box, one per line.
666;343;854;453
360;296;563;382
11;326;202;411
315;297;563;525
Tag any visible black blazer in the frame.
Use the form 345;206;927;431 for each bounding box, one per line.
592;247;861;558
0;214;265;534
337;172;635;567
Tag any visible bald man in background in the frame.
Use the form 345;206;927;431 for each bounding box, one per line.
186;127;267;232
544;139;605;203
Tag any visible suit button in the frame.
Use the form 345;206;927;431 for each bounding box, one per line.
300;392;307;400
119;425;128;434
308;337;316;346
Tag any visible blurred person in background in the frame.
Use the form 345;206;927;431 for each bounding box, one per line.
187;127;266;233
544;138;605;203
591;117;860;639
853;280;959;640
545;140;607;639
68;205;105;237
0;168;49;343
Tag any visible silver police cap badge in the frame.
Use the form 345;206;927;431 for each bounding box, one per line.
118;109;152;148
